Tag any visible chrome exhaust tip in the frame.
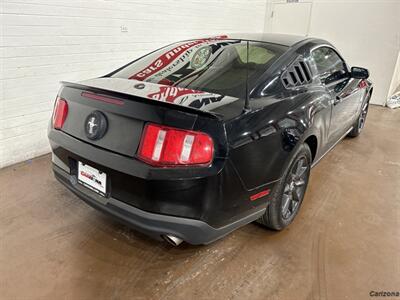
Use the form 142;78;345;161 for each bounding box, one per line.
162;234;183;246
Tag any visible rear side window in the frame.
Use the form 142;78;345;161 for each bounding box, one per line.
110;38;287;98
281;57;312;88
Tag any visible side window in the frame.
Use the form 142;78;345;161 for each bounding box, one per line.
311;47;347;84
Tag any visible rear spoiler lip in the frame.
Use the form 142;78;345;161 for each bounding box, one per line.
60;81;224;120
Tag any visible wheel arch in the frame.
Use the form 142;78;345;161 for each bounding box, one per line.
303;135;318;163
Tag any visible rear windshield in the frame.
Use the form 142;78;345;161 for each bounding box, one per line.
110;38;287;98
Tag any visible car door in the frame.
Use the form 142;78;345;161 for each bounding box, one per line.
310;46;360;145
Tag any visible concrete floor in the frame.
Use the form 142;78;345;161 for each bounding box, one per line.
1;106;399;300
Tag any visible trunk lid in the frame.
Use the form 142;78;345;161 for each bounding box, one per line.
57;78;231;159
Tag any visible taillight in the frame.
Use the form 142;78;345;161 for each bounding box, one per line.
138;123;214;166
52;98;68;129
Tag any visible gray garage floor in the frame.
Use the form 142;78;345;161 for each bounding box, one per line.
1;106;399;300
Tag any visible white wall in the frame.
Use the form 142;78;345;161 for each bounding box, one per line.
0;0;267;168
388;50;400;97
264;0;400;106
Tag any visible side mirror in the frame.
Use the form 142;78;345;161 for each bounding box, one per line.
351;67;369;79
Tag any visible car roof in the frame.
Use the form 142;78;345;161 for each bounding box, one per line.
223;33;311;47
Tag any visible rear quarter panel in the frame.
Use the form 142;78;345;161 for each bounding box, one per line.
225;87;331;191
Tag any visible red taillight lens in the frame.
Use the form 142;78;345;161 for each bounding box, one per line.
138;123;214;166
52;98;68;129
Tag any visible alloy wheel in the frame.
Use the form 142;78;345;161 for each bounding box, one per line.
281;156;309;220
358;103;369;132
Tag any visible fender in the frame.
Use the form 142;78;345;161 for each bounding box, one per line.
226;87;330;191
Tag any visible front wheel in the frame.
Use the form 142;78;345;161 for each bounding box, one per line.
257;143;312;230
348;100;369;138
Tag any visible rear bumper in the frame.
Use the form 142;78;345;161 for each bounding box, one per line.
49;127;274;228
53;164;266;245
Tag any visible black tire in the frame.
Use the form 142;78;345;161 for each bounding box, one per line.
257;143;312;230
348;98;370;138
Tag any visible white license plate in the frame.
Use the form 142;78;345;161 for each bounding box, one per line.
78;161;107;195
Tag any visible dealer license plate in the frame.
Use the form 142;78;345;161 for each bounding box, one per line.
77;161;107;196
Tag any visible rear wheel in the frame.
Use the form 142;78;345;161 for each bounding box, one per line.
348;99;369;138
257;144;311;230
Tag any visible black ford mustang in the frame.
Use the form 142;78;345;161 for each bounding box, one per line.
48;34;372;245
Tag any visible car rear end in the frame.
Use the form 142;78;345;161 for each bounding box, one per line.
48;37;290;244
48;80;265;244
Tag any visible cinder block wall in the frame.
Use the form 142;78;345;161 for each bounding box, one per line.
0;0;267;168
